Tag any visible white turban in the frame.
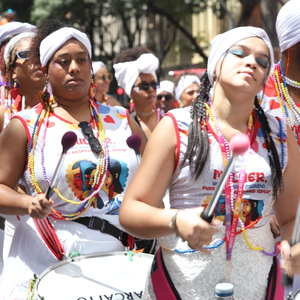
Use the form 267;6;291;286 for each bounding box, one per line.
92;61;106;74
40;27;92;66
207;26;274;85
174;75;200;101
276;0;300;52
113;53;159;97
4;32;36;66
157;80;174;95
0;21;36;42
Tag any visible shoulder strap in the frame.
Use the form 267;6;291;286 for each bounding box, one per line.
33;218;64;261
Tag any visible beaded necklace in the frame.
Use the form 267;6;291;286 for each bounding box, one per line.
273;61;300;145
160;103;276;257
28;98;109;220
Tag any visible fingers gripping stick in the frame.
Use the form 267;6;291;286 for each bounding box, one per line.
45;131;77;200
200;133;250;223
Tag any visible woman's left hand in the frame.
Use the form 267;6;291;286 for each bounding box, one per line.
281;240;300;277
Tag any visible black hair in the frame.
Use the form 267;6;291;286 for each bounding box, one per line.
182;71;283;200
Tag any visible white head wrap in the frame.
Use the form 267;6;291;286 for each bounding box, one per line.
113;53;159;97
92;61;106;74
4;32;36;66
276;0;300;52
40;27;92;66
207;26;274;85
0;21;36;42
157;80;174;95
174;75;200;101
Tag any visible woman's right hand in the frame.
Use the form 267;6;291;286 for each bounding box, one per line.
27;194;54;219
175;207;221;253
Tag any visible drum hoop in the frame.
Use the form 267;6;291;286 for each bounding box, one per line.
35;251;154;298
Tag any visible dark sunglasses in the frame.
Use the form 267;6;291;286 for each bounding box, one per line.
157;94;173;101
78;121;102;155
133;82;160;91
98;73;113;82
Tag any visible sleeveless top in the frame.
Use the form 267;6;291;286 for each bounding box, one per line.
260;74;300;149
13;102;138;218
144;106;287;300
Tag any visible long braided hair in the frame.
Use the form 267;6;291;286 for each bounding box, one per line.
182;70;283;200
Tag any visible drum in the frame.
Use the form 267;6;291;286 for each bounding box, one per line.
34;251;154;300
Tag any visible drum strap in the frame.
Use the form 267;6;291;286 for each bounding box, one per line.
33;218;65;261
151;247;182;300
73;216;134;249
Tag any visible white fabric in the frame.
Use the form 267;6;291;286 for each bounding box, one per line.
276;0;300;52
157;80;174;95
92;61;106;74
0;21;35;42
207;26;274;85
40;27;92;66
3;32;36;65
113;53;159;97
174;75;200;101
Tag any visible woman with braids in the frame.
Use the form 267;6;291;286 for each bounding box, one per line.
0;25;145;299
119;26;300;299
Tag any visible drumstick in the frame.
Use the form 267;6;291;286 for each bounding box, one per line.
200;133;250;223
126;133;142;164
281;199;300;286
45;131;77;200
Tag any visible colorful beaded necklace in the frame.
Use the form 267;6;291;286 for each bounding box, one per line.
160;103;276;257
273;60;300;145
28;98;109;220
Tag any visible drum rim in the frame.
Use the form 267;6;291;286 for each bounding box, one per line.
34;251;154;299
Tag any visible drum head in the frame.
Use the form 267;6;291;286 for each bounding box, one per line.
35;251;154;300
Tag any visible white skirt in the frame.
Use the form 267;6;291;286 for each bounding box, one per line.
143;222;275;300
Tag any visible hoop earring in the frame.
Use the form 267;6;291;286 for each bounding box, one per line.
10;80;19;100
38;79;51;108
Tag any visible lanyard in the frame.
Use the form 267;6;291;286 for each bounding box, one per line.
208;105;252;260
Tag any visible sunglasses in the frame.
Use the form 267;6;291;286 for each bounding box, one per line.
78;121;102;155
97;73;113;82
133;82;160;91
11;49;30;66
157;94;173;101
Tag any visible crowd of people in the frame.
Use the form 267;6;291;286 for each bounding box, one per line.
0;1;300;299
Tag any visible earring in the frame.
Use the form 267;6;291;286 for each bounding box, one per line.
10;80;19;100
38;80;51;107
129;99;135;113
89;78;96;99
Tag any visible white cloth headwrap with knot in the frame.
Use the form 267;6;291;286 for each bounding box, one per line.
40;27;92;66
113;53;159;97
207;26;274;85
4;32;36;66
174;75;200;101
0;21;36;42
276;0;300;52
92;61;106;74
157;80;174;95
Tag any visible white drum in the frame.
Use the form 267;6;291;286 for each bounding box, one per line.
34;251;154;300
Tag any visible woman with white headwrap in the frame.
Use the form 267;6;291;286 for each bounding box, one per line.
92;60;121;106
261;0;300;149
113;46;161;140
174;72;200;108
0;26;146;299
120;26;300;299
